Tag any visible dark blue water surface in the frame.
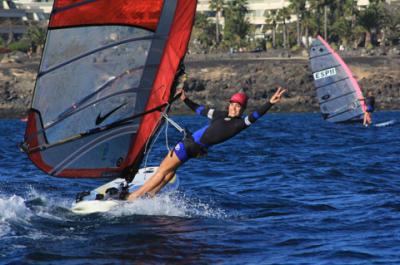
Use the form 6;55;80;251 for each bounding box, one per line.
1;111;399;264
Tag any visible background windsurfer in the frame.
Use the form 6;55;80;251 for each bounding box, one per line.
127;84;287;201
363;90;375;126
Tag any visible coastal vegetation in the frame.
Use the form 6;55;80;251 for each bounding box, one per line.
1;0;398;55
0;24;46;53
191;0;400;53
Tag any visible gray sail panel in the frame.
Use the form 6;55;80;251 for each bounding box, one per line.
309;37;364;122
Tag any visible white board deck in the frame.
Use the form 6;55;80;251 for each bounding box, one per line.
71;167;179;214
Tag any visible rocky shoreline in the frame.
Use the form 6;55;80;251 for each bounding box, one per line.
0;52;399;118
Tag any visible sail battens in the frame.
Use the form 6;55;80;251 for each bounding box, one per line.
50;125;138;176
327;108;360;121
309;52;330;60
320;91;356;104
309;35;366;123
45;86;152;131
52;0;99;14
38;34;162;77
314;77;350;90
24;0;197;178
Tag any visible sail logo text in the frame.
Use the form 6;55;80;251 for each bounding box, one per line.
313;68;337;80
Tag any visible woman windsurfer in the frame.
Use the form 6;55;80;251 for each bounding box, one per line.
127;82;286;201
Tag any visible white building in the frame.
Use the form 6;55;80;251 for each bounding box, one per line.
198;0;400;24
13;0;52;21
0;0;26;37
197;0;400;39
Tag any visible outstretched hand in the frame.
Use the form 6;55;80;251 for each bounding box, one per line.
269;86;287;104
175;73;188;101
175;87;186;101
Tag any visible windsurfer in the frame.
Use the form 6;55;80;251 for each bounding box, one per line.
127;83;287;201
363;90;375;126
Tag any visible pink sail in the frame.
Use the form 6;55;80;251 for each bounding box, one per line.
309;35;366;123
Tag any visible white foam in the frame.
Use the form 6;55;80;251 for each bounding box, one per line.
0;195;32;222
0;195;32;237
25;187;71;221
107;192;227;219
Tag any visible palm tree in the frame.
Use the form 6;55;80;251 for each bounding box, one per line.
264;9;278;48
223;0;249;48
277;7;291;48
209;0;225;45
192;12;215;51
288;0;306;47
301;9;317;48
342;0;358;46
356;2;385;48
25;25;46;53
308;0;335;40
381;4;400;46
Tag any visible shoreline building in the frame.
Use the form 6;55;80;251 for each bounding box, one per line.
13;0;52;22
0;0;26;42
1;0;51;43
197;0;291;38
197;0;400;39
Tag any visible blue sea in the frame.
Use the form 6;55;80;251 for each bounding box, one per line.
1;111;399;264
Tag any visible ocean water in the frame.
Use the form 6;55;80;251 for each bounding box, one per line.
0;111;399;264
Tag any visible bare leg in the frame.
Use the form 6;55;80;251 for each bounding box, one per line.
147;171;176;197
367;113;372;125
363;112;368;126
127;151;182;201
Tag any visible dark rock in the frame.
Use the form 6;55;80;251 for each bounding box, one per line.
0;54;399;118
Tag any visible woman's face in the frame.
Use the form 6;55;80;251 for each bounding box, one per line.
228;102;243;117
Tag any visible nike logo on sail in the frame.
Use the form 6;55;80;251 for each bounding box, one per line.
95;103;126;126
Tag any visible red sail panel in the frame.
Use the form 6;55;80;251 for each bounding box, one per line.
124;0;197;169
23;0;197;178
54;0;89;8
25;111;53;173
50;0;163;31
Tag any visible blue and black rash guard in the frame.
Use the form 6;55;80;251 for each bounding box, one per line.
183;97;273;147
366;96;375;112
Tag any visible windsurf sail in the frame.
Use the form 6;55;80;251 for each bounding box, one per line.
309;35;366;123
22;0;197;178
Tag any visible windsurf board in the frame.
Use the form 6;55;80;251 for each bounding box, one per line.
71;167;179;214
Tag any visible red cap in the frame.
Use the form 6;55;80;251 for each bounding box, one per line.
230;92;248;107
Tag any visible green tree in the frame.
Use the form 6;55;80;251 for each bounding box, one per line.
264;9;278;48
356;1;385;48
209;0;225;45
301;9;318;47
308;0;335;39
24;25;46;52
381;4;400;46
191;12;216;52
223;0;250;48
277;7;291;48
288;0;306;47
330;19;352;46
340;0;359;47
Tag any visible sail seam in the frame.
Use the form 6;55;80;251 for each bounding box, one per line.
52;0;100;15
309;52;331;60
320;91;356;104
45;87;149;130
38;35;164;78
314;76;349;90
327;108;358;120
51;125;138;175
